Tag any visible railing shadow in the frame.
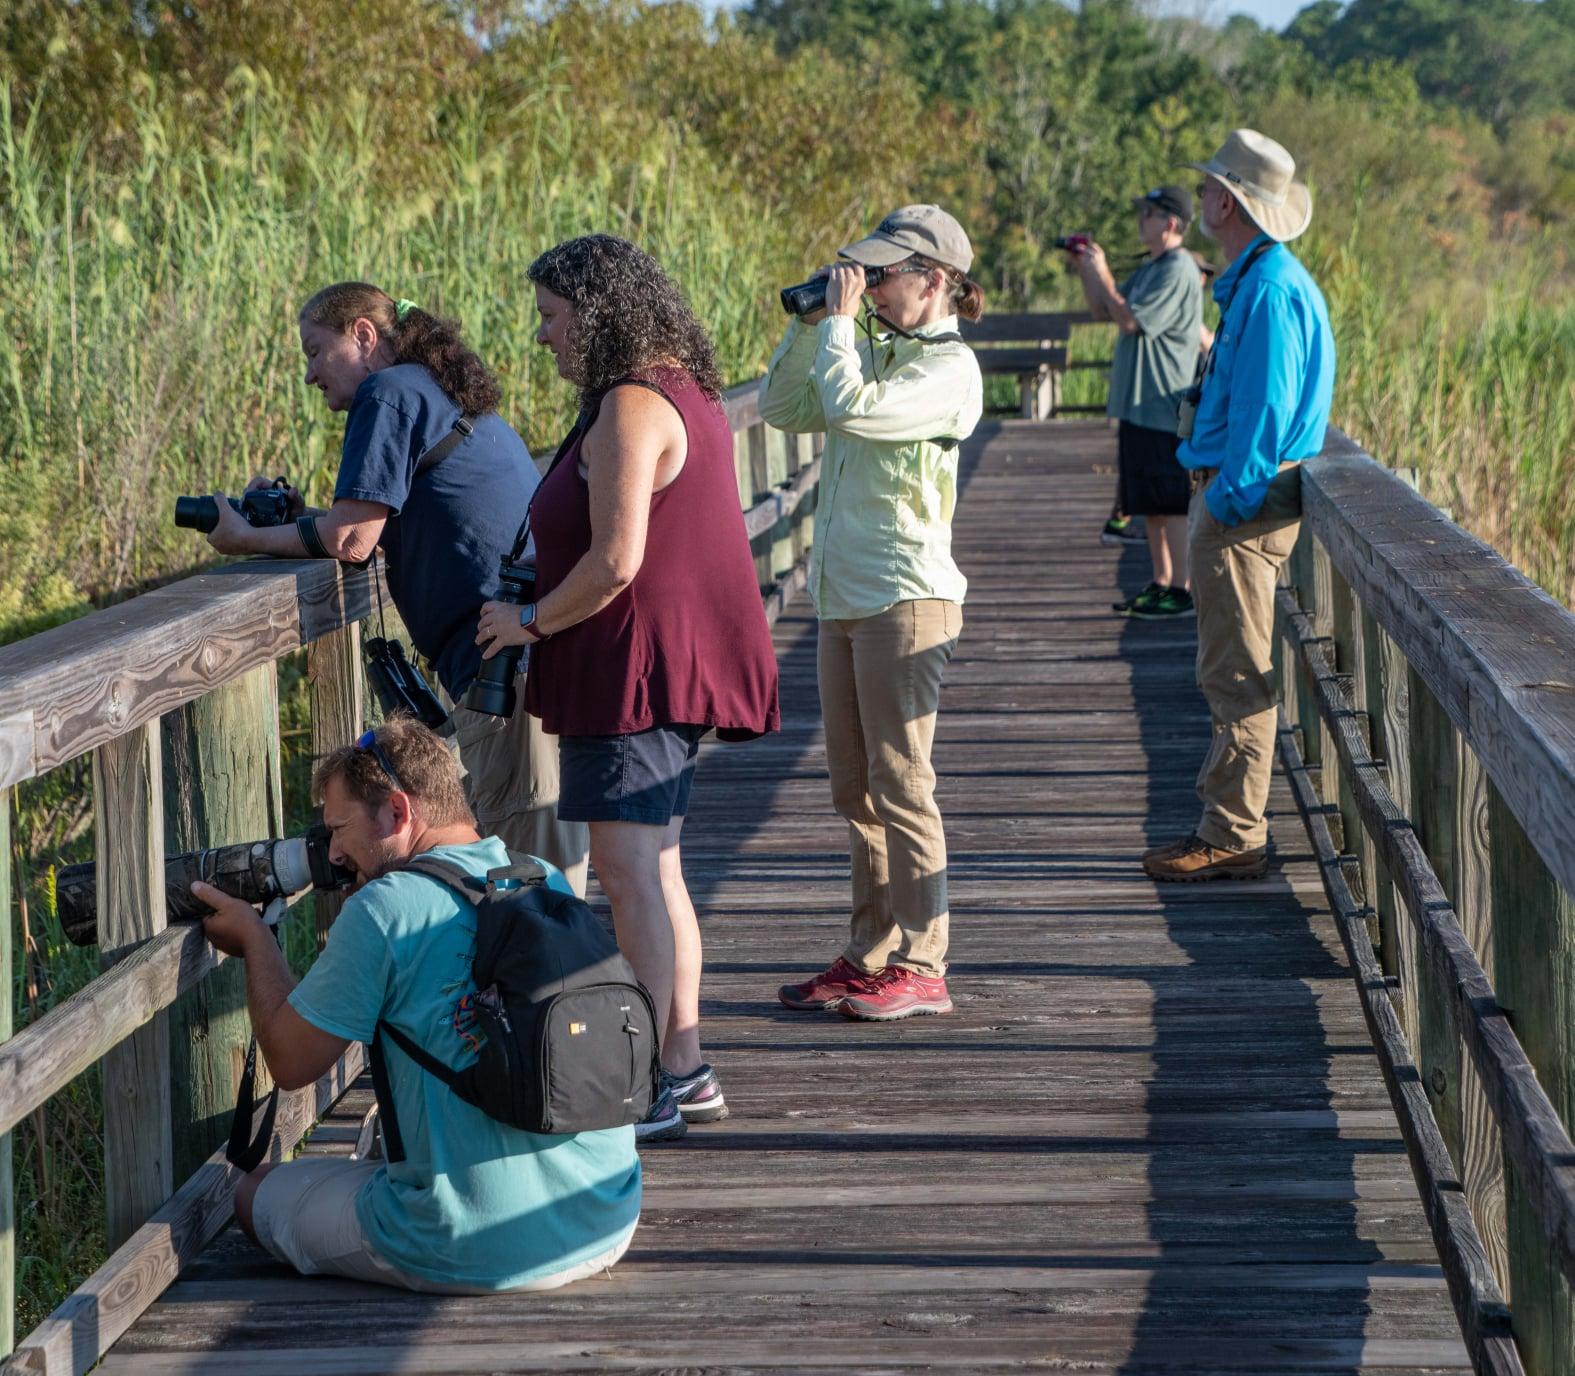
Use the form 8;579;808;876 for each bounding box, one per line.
1112;538;1379;1371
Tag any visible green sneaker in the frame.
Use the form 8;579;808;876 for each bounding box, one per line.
1130;587;1196;620
1099;517;1145;547
1112;581;1163;615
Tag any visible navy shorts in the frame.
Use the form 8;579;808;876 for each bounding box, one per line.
1117;420;1190;516
558;724;709;825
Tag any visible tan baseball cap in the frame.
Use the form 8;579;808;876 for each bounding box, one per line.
839;205;974;275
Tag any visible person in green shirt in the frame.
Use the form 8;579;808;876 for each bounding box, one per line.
760;205;985;1022
1067;186;1205;620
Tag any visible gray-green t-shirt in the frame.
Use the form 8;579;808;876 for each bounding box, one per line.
1106;248;1204;433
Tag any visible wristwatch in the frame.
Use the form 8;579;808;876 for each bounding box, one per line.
518;603;548;643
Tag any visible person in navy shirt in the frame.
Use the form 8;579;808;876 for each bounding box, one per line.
201;283;587;893
1143;131;1335;882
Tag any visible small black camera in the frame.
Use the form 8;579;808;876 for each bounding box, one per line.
780;266;887;317
464;558;535;718
174;487;293;534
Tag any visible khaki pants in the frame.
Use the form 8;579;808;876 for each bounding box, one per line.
453;702;590;896
1187;463;1302;852
818;599;962;979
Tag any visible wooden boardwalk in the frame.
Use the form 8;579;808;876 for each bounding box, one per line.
98;421;1469;1373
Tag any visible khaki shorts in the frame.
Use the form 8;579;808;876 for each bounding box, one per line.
453;699;561;819
251;1156;632;1294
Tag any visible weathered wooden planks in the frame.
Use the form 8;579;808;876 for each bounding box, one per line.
92;422;1469;1374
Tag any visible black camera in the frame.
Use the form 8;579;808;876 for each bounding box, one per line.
56;823;354;947
780;266;887;317
464;558;534;718
174;486;293;534
364;637;452;735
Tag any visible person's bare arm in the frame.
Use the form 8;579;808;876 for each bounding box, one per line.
1079;244;1140;334
205;493;390;562
476;385;686;655
194;883;350;1091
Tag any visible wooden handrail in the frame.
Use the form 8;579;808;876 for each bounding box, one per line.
0;373;822;1373
1277;429;1575;1373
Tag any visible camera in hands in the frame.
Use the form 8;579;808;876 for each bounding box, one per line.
780;266;888;317
174;486;293;534
464;557;535;718
56;823;355;947
1054;234;1091;252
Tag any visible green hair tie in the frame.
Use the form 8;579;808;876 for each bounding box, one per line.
394;298;419;322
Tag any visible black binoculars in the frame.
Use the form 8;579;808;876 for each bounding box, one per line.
780;266;887;317
464;558;535;718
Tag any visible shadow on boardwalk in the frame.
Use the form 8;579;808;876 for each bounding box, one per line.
95;420;1463;1375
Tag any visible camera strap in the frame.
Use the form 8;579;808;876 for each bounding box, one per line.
225;918;287;1173
860;310;966;450
1198;239;1275;389
414;415;479;480
507;378;670;564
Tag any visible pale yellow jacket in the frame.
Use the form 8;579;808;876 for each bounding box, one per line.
758;313;983;621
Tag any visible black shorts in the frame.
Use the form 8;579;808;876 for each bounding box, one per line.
1117;420;1190;517
558;724;708;826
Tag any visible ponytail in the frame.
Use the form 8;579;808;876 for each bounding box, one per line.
299;282;502;416
952;275;986;323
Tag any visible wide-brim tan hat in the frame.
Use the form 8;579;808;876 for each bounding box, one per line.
840;204;974;275
1187;129;1312;243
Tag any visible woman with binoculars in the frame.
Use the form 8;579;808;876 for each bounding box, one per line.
477;234;780;1142
760;204;985;1022
200;283;587;895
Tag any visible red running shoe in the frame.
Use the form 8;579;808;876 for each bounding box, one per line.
778;957;872;1011
838;965;953;1021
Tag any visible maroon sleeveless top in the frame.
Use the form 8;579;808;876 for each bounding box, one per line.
524;368;781;740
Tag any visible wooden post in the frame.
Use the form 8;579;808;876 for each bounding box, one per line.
0;787;12;1355
1489;785;1575;1375
95;722;175;1250
1406;670;1464;1161
764;427;793;580
1373;623;1418;1046
307;623;363;945
161;664;285;1183
747;422;773;593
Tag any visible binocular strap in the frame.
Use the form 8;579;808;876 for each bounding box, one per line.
225;914;286;1173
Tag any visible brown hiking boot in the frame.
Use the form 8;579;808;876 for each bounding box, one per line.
1141;833;1202;863
1144;836;1267;882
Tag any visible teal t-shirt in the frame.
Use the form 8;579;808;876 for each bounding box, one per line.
1106;248;1204;433
288;837;642;1289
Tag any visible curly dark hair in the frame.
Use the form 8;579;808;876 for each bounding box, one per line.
299;282;502;416
526;236;723;405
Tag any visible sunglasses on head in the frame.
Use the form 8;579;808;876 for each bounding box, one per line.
355;728;406;795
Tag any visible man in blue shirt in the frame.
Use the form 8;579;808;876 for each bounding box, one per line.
1143;130;1335;882
193;717;641;1292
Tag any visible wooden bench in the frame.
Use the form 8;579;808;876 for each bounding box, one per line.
961;310;1110;420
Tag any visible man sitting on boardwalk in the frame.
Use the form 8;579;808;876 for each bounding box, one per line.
1144;130;1335;882
1065;185;1203;620
193;717;641;1293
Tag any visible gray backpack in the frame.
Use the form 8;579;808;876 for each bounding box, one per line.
369;853;658;1157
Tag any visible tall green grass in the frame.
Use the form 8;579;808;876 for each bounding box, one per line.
0;76;780;639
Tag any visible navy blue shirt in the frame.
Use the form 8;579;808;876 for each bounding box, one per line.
1177;234;1335;525
335;365;537;697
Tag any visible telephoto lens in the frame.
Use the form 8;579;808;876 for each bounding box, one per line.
463;558;535;718
56;823;354;947
779;265;887;317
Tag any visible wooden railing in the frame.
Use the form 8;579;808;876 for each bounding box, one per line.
0;378;816;1375
1274;430;1575;1376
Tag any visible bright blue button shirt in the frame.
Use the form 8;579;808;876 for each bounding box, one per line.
1177;233;1336;525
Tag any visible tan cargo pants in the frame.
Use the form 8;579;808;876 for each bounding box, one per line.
1187;463;1301;852
453;702;589;896
818;598;962;979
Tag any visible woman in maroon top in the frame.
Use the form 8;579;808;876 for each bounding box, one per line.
478;235;779;1143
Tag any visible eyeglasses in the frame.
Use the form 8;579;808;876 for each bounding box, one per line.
355;728;406;795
